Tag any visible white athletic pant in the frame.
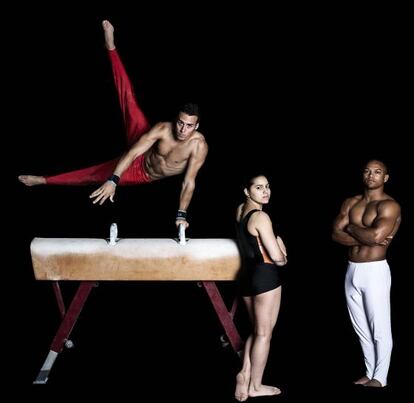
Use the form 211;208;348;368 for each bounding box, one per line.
345;260;392;386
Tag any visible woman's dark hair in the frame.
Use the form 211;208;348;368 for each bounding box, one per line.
243;173;268;190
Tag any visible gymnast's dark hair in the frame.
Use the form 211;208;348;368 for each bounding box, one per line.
178;103;201;122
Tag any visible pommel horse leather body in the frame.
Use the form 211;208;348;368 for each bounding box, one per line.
31;237;243;384
31;238;241;281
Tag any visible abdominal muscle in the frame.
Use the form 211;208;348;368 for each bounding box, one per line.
145;152;187;180
349;245;387;263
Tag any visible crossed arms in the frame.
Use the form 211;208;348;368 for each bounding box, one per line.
332;197;401;247
254;211;288;265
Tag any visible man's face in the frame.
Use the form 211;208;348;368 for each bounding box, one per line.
175;112;199;140
363;161;388;189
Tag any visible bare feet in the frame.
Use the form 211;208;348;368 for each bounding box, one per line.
18;175;46;186
354;375;370;385
249;384;281;398
235;372;249;402
102;20;115;50
364;378;383;387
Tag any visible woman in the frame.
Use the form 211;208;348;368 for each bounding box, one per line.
235;174;287;401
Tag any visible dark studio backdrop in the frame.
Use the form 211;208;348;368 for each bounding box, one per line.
9;6;412;401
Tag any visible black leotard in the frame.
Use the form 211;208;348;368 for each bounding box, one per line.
236;209;282;296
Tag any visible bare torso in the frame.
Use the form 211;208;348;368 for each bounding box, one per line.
348;195;401;262
144;122;206;180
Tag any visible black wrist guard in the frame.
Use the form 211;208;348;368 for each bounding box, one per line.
176;210;187;221
107;174;120;185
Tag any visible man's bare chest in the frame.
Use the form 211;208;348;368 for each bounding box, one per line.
154;141;192;164
350;201;379;227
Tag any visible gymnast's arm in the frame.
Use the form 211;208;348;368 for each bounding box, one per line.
254;211;287;265
89;124;165;205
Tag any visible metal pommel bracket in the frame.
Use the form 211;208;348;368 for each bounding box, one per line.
108;223;119;246
178;223;187;245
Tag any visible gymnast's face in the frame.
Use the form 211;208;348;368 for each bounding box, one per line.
246;176;271;205
363;160;388;190
175;112;199;141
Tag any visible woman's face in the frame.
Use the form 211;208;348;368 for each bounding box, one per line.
246;176;271;205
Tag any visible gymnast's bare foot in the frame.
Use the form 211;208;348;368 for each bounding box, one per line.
102;20;115;50
364;378;383;387
235;372;250;402
18;175;46;186
354;375;370;385
249;384;281;398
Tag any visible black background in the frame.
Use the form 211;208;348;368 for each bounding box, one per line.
9;5;412;401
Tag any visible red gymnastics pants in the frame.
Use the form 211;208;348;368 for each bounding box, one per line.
46;50;151;186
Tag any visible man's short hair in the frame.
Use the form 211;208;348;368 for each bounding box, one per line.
366;159;388;175
179;103;201;122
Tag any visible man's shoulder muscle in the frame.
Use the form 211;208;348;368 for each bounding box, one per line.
378;198;401;215
344;195;363;208
190;134;208;155
152;122;172;136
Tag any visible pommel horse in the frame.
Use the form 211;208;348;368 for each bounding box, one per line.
31;236;243;384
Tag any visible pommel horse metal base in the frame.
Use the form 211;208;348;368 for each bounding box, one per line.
31;237;243;384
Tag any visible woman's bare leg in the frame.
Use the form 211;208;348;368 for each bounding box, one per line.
235;297;254;401
248;287;282;397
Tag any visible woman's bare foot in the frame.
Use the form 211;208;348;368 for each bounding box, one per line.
235;372;249;402
102;20;115;50
249;384;281;398
364;378;383;387
18;175;46;186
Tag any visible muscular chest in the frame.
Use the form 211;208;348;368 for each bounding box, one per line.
350;201;379;227
155;141;191;164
